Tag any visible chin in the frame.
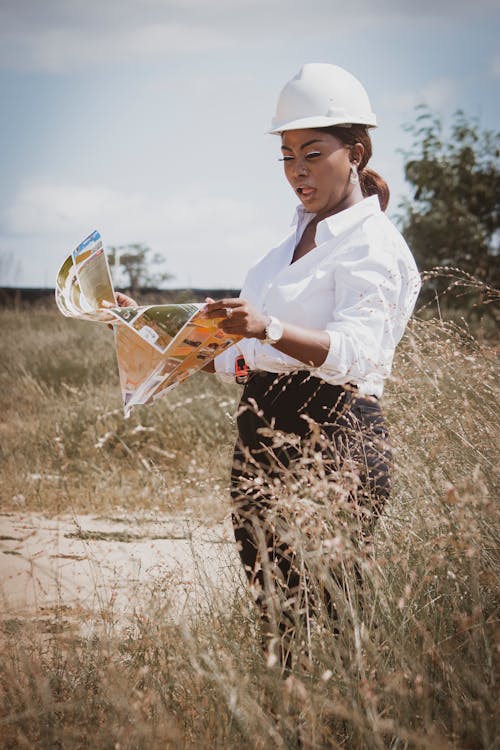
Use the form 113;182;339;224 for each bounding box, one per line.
301;199;321;212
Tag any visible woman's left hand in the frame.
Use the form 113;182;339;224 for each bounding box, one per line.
204;298;268;339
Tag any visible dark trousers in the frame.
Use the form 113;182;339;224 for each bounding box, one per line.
230;371;392;664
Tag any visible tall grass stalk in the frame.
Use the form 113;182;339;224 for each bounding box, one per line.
0;303;498;748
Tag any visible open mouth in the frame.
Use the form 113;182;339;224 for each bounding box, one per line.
297;186;315;198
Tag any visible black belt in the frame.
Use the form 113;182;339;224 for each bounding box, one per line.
235;360;358;392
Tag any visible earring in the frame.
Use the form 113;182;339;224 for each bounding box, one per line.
349;163;359;184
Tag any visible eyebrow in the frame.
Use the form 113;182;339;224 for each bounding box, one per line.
281;138;323;152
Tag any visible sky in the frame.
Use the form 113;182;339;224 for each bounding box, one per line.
0;0;499;289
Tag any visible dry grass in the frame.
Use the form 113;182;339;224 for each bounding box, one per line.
0;299;498;749
0;305;239;518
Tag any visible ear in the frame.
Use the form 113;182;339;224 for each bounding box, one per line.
350;143;365;165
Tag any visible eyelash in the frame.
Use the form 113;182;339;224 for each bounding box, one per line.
278;151;321;162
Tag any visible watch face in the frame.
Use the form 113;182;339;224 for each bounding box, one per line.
267;317;283;342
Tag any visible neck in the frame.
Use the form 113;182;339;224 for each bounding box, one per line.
315;184;364;224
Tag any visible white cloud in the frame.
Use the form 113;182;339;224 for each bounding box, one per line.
381;77;459;114
2;181;282;287
5;184;143;236
0;23;234;74
420;78;460;109
4;182;261;239
0;0;269;72
1;0;498;72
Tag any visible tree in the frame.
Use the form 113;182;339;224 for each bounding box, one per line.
398;106;500;293
107;244;173;297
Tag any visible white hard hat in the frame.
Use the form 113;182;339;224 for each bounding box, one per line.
269;63;377;134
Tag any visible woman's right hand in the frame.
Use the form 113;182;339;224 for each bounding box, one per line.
100;292;138;327
114;292;138;308
100;292;138;315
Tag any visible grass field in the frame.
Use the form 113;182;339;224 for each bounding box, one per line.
0;302;498;749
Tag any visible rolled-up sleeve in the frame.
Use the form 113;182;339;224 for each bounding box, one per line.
319;247;419;384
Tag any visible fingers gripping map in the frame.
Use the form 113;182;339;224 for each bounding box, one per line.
56;231;241;415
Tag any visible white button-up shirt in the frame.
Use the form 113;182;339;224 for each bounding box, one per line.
214;196;421;397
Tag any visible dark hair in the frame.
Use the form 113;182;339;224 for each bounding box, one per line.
320;125;390;212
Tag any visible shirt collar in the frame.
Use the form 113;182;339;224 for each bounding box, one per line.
290;204;314;228
290;195;381;238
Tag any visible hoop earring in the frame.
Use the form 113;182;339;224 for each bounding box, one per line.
349;163;359;185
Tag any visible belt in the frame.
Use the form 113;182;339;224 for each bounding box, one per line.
234;357;358;391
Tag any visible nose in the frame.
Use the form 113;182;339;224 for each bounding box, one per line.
290;156;309;178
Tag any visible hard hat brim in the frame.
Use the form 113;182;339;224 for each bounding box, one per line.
268;114;377;135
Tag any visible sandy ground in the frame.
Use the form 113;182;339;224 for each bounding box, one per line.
0;511;243;630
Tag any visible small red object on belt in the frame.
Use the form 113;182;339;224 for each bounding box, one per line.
235;355;250;384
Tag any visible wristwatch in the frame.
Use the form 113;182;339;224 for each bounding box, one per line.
262;315;284;345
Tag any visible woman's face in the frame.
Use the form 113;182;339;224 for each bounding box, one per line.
280;128;362;220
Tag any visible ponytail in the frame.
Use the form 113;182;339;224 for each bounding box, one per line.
359;167;390;212
320;125;390;212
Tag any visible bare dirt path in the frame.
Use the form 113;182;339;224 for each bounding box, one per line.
1;511;242;630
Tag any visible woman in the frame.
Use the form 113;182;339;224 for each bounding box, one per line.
203;64;421;668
